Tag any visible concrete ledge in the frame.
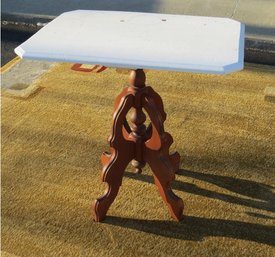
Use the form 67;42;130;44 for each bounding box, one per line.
1;58;54;99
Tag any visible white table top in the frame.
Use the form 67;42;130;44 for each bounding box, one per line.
15;10;245;74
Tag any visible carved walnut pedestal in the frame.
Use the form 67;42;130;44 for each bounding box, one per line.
93;69;184;221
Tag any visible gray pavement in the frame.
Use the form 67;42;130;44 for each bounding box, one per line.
2;0;275;40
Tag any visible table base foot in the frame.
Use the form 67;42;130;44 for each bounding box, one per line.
93;69;184;221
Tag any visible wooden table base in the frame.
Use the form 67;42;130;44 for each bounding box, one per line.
93;69;184;221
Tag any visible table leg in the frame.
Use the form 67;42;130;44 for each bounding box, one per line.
93;69;183;221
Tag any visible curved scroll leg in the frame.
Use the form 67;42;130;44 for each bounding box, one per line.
93;148;134;221
144;148;184;221
143;95;181;173
146;86;167;121
143;92;183;221
162;132;181;173
92;92;135;222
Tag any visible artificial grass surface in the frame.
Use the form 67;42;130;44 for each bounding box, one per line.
1;63;275;257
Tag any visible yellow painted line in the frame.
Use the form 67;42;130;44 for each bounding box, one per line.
1;56;21;74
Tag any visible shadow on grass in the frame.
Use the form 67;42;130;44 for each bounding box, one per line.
120;169;275;245
105;214;275;246
124;170;275;213
178;169;275;202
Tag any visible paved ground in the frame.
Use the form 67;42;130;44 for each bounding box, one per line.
2;0;275;40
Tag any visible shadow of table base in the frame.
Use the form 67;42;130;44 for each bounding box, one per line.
105;215;275;246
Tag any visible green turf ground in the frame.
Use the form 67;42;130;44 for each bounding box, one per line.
2;63;275;257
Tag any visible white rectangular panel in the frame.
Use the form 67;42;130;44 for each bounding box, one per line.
15;10;245;74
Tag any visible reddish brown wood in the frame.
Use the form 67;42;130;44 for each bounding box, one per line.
93;69;183;222
71;63;107;73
